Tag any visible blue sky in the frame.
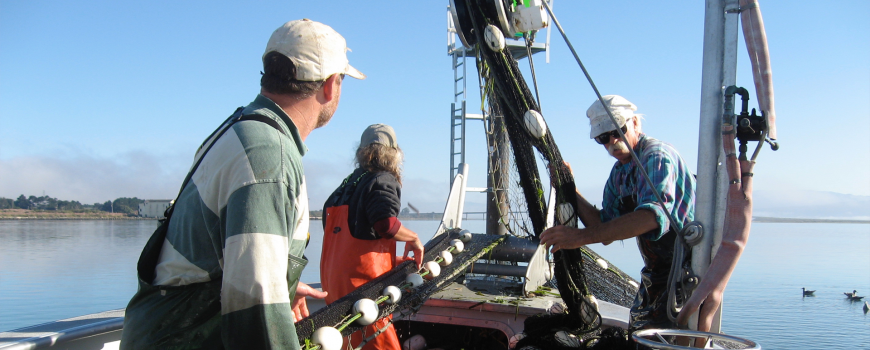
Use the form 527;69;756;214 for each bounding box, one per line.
1;1;868;218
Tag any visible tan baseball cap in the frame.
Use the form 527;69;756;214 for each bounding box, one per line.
264;19;366;81
360;124;398;149
586;95;637;138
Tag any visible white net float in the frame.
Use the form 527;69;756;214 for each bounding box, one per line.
484;24;506;51
580;294;600;325
449;239;465;253
312;326;342;350
548;301;567;315
554;330;582;348
405;273;424;288
523;110;547;138
458;230;473;243
423;261;441;280
438;250;453;266
352;298;378;325
628;280;639;289
508;332;526;349
556;202;574;225
595;258;608;270
382;285;402;304
402;334;427;350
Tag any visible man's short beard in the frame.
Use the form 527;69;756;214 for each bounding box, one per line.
315;99;338;129
607;140;629;158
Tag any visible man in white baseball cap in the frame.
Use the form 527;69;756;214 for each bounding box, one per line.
121;19;363;350
541;95;696;332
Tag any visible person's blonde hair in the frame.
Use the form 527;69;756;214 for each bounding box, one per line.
355;143;403;184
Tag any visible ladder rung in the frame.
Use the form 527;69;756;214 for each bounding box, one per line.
466;187;489;193
455;77;464;82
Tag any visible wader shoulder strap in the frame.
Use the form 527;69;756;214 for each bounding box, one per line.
166;108;287;218
137;107;286;284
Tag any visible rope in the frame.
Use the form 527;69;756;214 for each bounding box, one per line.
524;32;543;112
352;317;395;350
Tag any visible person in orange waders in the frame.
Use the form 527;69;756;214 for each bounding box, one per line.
321;124;425;350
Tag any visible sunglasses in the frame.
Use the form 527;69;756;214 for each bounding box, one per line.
594;125;628;145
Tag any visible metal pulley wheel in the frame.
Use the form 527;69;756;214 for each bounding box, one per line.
449;0;476;47
450;0;513;48
490;0;513;35
632;329;760;350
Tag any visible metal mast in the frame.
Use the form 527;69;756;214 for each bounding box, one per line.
693;0;741;333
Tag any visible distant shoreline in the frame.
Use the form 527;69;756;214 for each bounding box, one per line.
752;216;870;224
0;209;149;220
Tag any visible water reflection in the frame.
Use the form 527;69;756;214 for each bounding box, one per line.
1;220;868;350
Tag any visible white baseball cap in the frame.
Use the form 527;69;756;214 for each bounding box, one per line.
264;19;366;81
586;95;637;138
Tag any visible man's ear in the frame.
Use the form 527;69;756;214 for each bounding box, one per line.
319;74;341;103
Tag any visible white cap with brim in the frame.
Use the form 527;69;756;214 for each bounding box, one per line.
265;19;366;81
586;95;637;138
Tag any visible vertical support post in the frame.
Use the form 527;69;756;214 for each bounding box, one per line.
450;102;456;186
487;113;510;236
461;101;467;165
694;0;740;333
456;163;470;229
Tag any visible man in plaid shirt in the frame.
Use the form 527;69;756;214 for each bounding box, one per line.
541;95;696;331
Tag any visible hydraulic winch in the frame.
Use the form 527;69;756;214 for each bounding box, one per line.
725;86;780;160
449;0;549;48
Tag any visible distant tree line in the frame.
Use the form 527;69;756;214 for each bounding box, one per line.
0;195;143;215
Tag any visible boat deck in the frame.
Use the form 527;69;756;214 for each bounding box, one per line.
0;309;123;350
0;279;629;350
406;279;630;338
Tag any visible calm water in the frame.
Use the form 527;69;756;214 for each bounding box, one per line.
1;220;868;349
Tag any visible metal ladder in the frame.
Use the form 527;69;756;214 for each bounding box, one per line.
449;48;466;185
447;7;487;191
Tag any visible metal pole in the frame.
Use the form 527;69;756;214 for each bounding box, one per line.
486;112;509;236
450;102;456;186
461;101;466;165
693;0;740;333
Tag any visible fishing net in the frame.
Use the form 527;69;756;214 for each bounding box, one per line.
457;0;639;348
295;230;506;347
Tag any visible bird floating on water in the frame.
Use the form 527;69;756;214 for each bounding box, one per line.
845;290;865;301
802;287;815;296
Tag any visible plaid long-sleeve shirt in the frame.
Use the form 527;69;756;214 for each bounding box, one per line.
599;134;696;241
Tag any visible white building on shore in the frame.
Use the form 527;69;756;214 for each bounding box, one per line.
138;200;173;218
